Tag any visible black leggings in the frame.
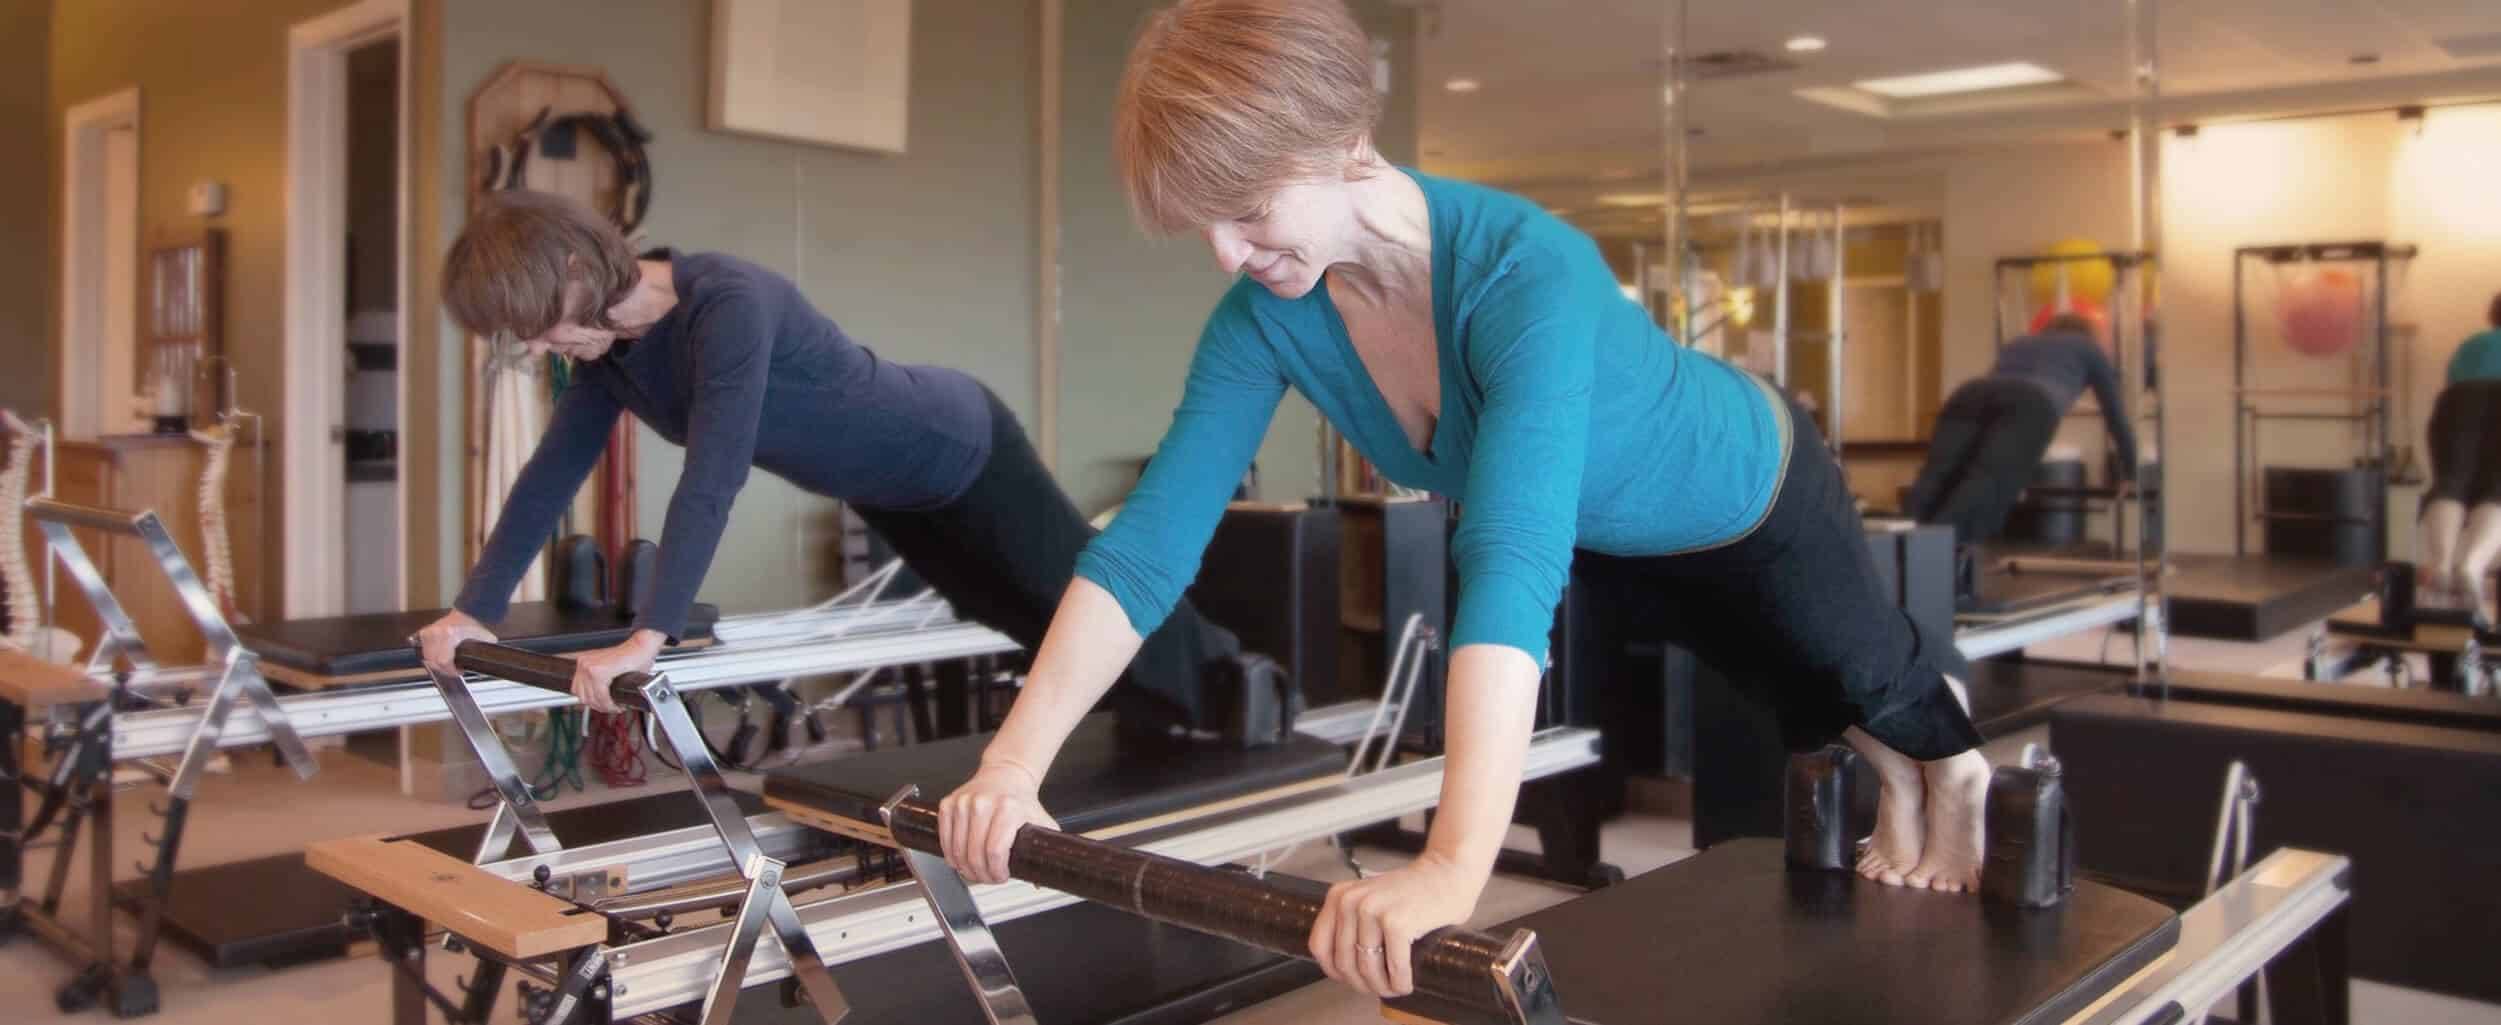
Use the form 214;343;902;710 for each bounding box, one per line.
1574;396;1982;762
2425;380;2501;509
853;387;1236;731
1903;377;2065;546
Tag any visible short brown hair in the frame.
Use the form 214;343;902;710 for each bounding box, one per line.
443;190;641;340
1115;0;1381;235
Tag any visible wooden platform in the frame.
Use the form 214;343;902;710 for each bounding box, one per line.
307;836;607;959
0;647;107;707
2167;554;2375;641
1384;838;2180;1025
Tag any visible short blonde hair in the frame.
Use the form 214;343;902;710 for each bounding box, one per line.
1115;0;1381;235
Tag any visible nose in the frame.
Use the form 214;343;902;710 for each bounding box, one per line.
1206;226;1254;276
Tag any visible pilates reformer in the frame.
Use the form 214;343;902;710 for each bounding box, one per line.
0;502;1024;1015
308;626;1600;1025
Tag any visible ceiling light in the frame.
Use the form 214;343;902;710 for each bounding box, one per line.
1597;193;1666;208
1443;77;1481;93
1855;61;2062;99
1786;35;1827;54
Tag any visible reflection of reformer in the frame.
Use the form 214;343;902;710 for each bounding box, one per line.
2307;561;2493;695
311;629;1603;1024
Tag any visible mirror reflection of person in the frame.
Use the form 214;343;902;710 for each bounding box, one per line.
2417;292;2501;607
937;0;1991;1001
1903;312;2140;571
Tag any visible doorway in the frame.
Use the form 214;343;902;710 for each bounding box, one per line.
284;0;407;618
342;38;400;614
58;89;141;439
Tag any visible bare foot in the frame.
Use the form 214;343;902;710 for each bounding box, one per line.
1842;728;1922;886
1905;750;1990;893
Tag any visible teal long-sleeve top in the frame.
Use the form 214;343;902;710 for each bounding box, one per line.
1075;168;1788;664
2449;329;2501;383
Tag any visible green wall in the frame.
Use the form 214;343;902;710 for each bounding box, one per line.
1054;0;1421;514
434;0;1041;614
0;0;47;420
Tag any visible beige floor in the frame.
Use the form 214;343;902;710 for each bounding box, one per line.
4;618;2495;1024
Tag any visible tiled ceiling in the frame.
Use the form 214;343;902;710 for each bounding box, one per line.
1403;0;2501;236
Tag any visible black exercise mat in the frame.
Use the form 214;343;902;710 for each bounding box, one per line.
1429;838;2178;1025
239;600;720;679
763;714;1345;835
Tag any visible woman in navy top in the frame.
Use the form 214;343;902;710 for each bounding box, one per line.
413;190;1240;739
938;0;1988;1000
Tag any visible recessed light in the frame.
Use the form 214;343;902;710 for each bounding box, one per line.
1444;77;1481;93
1786;35;1827;54
1855;61;2062;99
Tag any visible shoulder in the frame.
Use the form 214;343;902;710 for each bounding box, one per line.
1419;171;1606;304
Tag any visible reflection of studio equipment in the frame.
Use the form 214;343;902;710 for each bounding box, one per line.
2233;241;2417;565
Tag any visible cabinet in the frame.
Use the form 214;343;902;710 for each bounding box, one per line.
28;435;266;668
1333;495;1448;725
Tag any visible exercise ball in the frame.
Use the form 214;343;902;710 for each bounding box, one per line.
2280;267;2363;358
2028;238;2115;308
2031;296;2108;337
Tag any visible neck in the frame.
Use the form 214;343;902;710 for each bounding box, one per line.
610;258;679;336
1326;163;1431;304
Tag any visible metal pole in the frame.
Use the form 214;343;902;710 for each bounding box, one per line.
2129;0;2167;684
1773;194;1792;388
1827;203;1846;455
1663;0;1691;344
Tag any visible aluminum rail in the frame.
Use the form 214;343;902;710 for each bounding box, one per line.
1957;590;2144;661
456;703;1417;907
2061;848;2350;1025
601;726;1603;1016
110;619;1019;759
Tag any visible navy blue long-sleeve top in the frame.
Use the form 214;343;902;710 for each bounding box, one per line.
1991;332;2141;474
454;250;994;640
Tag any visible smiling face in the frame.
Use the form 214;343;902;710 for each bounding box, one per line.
1201;175;1362;300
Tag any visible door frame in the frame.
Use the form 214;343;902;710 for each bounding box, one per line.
57;87;142;440
283;0;408;618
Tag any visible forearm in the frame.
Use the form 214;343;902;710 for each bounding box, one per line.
1418;644;1543;886
979;578;1146;781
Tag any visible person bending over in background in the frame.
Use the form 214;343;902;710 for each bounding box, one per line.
413;190;1243;739
934;0;1990;1003
2415;293;2501;608
1903;312;2140;581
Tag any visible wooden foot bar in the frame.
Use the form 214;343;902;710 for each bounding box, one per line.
305;836;607;960
876;793;1558;1024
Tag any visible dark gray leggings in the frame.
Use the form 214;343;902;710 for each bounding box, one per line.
2426;379;2501;510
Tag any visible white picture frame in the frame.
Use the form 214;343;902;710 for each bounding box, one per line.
709;0;912;154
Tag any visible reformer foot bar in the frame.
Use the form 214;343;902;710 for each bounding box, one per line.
310;633;1602;1024
790;765;2347;1025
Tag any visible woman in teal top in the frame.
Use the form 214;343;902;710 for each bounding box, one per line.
2446;294;2501;382
937;0;1987;999
2417;292;2501;604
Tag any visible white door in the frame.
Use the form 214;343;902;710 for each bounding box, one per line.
100;125;140;434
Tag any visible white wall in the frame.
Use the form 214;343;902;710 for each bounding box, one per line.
2158;104;2501;556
